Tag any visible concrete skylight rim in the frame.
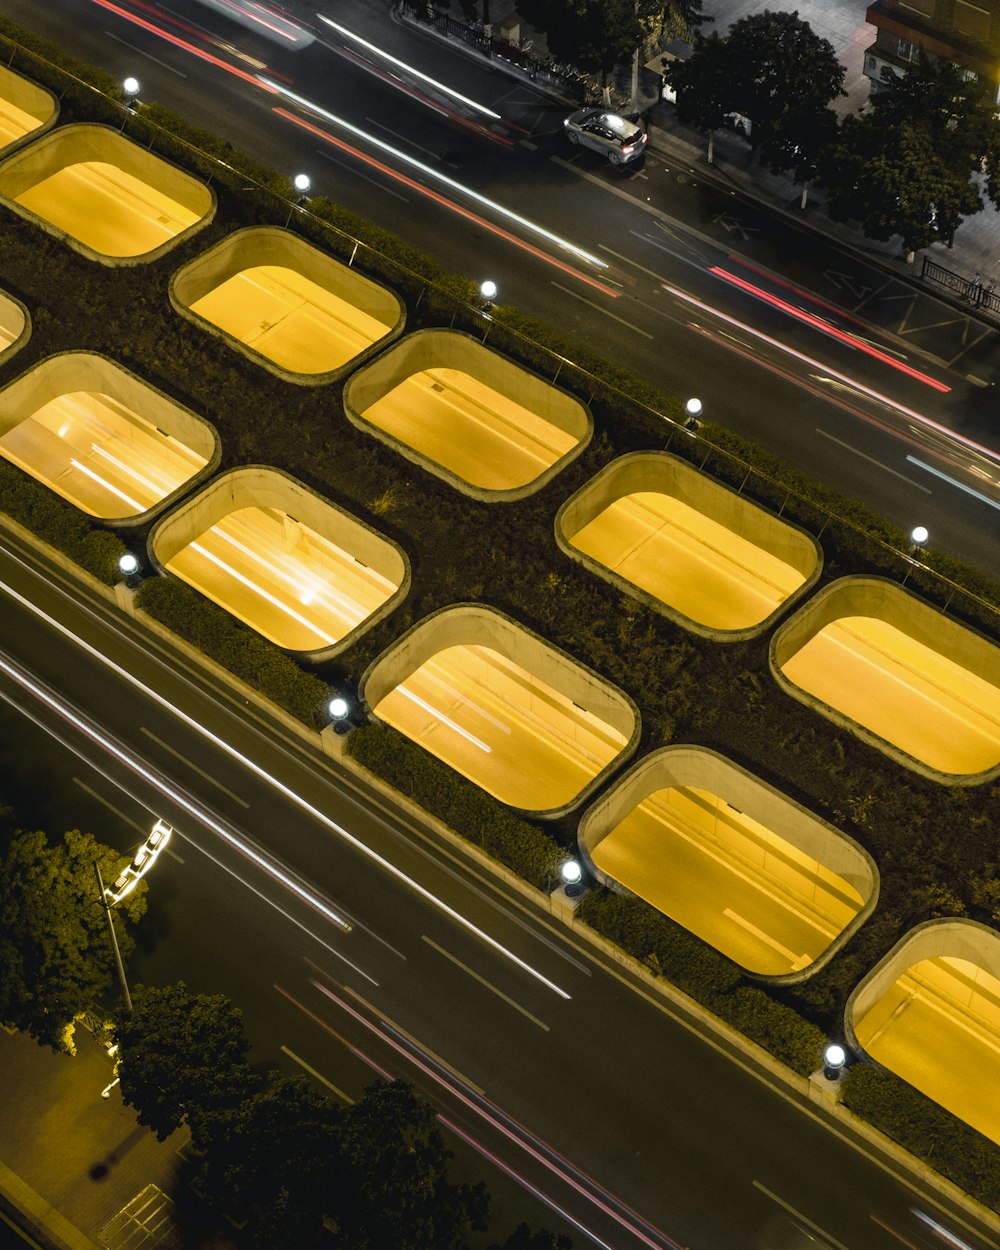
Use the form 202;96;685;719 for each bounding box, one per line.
343;328;593;502
0;122;216;266
578;743;879;982
770;575;1000;785
0;289;31;367
0;64;59;157
360;600;640;819
148;463;411;662
169;225;406;385
555;450;823;641
0;348;221;526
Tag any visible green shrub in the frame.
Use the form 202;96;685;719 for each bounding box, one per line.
843;1065;1000;1211
0;462;125;583
136;578;328;725
349;724;564;888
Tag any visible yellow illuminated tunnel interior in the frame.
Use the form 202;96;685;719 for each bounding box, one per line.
0;291;25;356
591;785;864;975
189;265;393;375
855;954;1000;1146
781;615;1000;776
570;492;806;631
373;644;629;812
362;368;577;491
0;358;212;519
0;125;211;258
165;506;400;653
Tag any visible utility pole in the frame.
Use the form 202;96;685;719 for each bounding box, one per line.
95;861;132;1013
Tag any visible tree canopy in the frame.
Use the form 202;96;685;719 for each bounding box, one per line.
820;57;999;252
0;826;145;1051
112;981;260;1140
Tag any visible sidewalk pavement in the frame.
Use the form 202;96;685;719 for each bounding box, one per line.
0;1025;234;1250
414;0;1000;298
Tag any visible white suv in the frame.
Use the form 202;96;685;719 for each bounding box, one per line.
563;108;648;166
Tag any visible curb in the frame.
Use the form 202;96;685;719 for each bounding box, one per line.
0;1160;101;1250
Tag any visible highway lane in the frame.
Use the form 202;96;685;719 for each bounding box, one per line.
1;528;998;1250
3;0;1000;576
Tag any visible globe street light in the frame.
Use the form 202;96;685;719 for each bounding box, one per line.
480;279;498;310
822;1042;847;1081
684;397;702;432
122;76;140;109
560;858;583;886
293;172;311;201
910;525;929;553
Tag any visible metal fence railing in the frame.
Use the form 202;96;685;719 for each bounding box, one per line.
921;255;1000;316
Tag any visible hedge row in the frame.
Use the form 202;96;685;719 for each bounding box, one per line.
348;723;565;889
843;1065;1000;1209
0;461;125;583
136;578;328;725
578;888;826;1077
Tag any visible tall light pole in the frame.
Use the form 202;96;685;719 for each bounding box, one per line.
96;819;173;1013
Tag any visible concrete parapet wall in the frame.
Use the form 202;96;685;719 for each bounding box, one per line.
556;451;821;638
770;576;1000;781
847;918;1000;1050
170;226;403;380
0;351;217;457
0;289;29;360
0;123;213;261
343;329;592;499
149;465;409;658
0;65;58;150
580;744;876;900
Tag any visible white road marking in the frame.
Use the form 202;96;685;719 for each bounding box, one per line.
314;147;411;202
280;1044;354;1103
363;116;458;165
104;32;188;76
141;725;250;807
816;429;931;490
906;456;1000;511
550;283;652;336
342;984;487;1094
71;778;146;836
422;935;550;1031
752;1181;853;1250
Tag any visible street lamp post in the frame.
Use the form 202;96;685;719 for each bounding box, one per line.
97;819;173;1013
95;860;132;1013
122;76;140;110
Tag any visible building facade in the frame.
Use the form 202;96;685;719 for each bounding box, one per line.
864;0;1000;98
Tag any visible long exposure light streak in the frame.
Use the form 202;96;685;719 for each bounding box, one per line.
0;566;571;1000
710;267;951;392
663;282;1000;472
304;978;679;1250
316;15;501;120
0;650;364;965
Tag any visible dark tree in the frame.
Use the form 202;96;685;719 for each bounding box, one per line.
723;10;845;141
760;101;839;207
196;1074;345;1250
0;827;146;1051
662;30;736;163
335;1080;489;1250
112;981;261;1141
490;1223;574;1249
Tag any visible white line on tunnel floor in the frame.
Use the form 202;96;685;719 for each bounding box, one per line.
422;935;551;1031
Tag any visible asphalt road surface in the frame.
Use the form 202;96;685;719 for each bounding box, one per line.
3;0;1000;578
0;525;997;1250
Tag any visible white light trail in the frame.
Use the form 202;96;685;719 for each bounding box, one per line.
662;282;1000;473
0;566;571;1000
259;78;608;271
316;15;501;120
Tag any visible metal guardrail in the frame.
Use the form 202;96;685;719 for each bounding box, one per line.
921;255;1000;316
398;0;586;97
